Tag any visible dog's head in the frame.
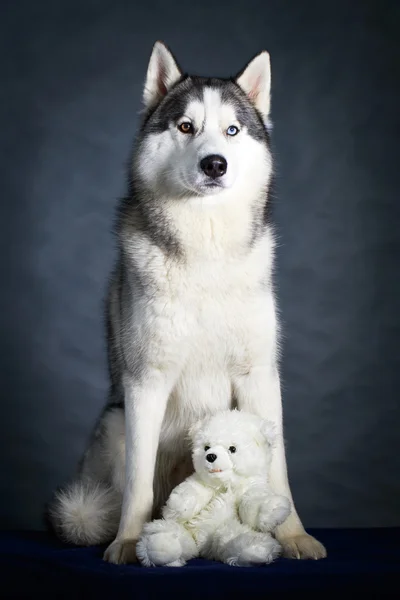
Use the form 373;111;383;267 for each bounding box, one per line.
135;41;273;204
189;410;276;487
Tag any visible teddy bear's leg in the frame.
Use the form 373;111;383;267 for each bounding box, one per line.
258;495;292;532
136;519;198;567
228;531;281;567
210;522;281;567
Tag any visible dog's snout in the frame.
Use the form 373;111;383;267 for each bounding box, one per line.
206;453;217;463
200;155;227;179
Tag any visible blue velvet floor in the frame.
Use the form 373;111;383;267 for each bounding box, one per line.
0;529;399;599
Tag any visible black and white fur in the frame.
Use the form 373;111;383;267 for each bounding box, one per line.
49;41;326;563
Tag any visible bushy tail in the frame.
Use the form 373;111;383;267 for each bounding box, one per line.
48;479;121;546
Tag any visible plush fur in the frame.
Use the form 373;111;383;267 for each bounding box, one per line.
49;480;121;546
137;410;291;567
48;41;326;564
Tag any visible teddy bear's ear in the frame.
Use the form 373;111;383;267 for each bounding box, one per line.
188;417;206;441
260;419;277;446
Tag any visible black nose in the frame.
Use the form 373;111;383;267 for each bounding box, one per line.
200;155;227;179
206;453;217;463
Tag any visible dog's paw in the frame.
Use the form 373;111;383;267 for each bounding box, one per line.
280;533;327;560
104;538;138;564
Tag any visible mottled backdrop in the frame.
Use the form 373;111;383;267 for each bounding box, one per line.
1;0;399;530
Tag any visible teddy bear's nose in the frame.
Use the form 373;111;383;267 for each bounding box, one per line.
206;453;217;463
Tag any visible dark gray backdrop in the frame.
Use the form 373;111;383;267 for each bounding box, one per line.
1;0;399;530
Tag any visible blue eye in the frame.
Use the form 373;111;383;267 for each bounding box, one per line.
226;125;239;136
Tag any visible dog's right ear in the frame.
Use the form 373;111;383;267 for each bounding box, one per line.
143;41;182;110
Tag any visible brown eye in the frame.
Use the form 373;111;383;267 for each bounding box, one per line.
178;122;193;134
204;445;210;452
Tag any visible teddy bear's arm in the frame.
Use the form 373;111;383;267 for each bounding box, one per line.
238;484;291;533
162;474;214;522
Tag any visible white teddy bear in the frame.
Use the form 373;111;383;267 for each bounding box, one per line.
137;410;291;567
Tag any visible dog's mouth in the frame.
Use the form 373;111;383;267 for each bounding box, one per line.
203;181;224;191
209;468;223;473
199;178;225;191
204;180;222;186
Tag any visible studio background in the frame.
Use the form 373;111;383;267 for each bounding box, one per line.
1;0;399;531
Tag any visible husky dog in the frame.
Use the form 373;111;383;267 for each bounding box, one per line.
49;41;326;564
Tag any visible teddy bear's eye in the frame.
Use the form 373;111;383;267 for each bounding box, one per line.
204;445;210;452
229;446;236;453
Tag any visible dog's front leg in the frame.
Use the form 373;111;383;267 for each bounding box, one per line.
104;369;176;565
233;364;327;559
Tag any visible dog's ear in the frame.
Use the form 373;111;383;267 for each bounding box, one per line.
259;418;276;447
143;41;182;110
236;51;271;121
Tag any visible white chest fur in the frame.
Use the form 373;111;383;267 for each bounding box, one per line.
122;195;278;447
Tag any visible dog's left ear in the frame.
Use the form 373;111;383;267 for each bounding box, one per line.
236;51;271;120
259;419;276;446
143;41;182;110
